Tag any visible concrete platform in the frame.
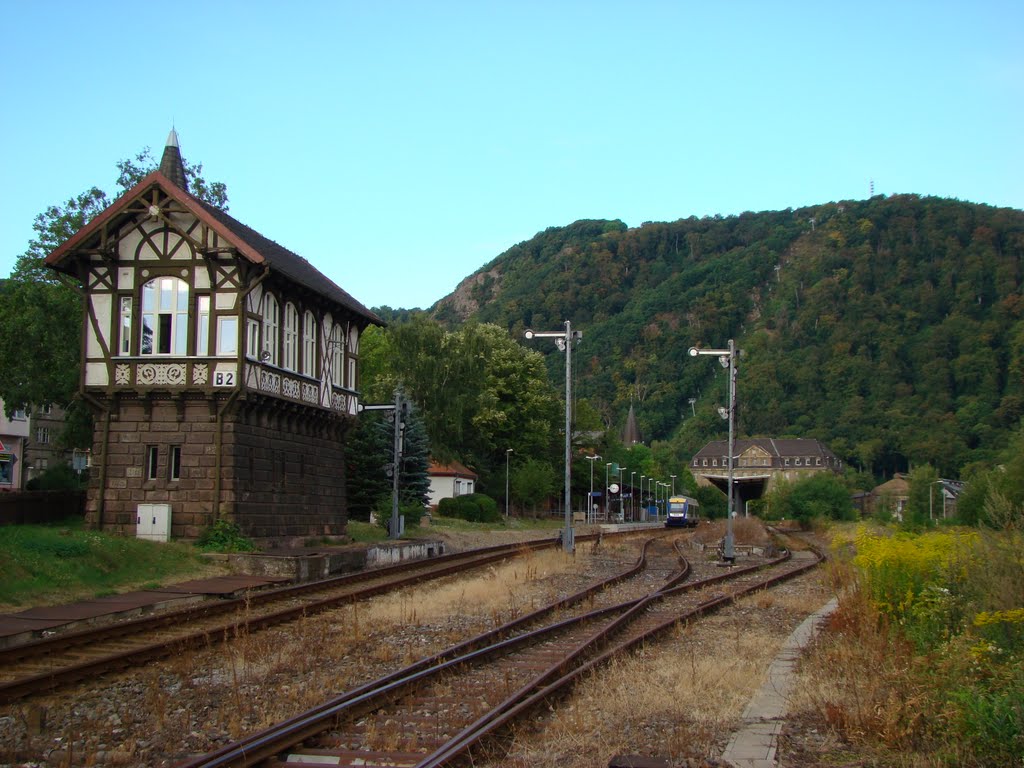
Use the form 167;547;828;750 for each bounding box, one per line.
720;597;839;768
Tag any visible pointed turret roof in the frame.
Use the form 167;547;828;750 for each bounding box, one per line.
158;128;188;190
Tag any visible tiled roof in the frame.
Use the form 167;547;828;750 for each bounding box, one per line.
47;170;382;326
428;460;478;479
693;438;838;460
195;199;381;324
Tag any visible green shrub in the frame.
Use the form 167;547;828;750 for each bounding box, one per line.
195;519;256;552
374;502;426;530
437;493;500;523
947;665;1024;763
25;463;85;491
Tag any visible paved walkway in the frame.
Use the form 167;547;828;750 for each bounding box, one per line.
720;597;839;768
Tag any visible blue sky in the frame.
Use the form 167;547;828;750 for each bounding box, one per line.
2;1;1021;310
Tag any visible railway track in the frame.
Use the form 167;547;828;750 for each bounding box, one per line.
0;535;588;704
177;536;818;768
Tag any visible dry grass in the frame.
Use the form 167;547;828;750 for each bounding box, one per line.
489;580;831;768
788;590;929;747
147;546;591;739
691;517;773;548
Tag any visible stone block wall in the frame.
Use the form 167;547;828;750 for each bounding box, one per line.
225;403;349;539
84;396;351;541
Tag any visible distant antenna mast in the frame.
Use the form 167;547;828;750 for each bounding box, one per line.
870;179;875;197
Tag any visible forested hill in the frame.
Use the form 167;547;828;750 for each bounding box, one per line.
431;195;1024;478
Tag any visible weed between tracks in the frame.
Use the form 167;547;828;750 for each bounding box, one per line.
485;579;831;768
0;544;586;765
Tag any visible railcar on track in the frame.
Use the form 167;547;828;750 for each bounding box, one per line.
665;495;701;528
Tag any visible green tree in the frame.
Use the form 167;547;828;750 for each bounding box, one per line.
399;403;431;508
511;458;558;514
361;318;563;490
905;464;941;528
346;401;431;522
765;472;855;526
346;412;392;521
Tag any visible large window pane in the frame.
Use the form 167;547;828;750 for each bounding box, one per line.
196;296;210;356
218;317;238;355
140;277;190;356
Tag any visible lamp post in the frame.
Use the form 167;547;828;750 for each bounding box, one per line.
525;321;582;553
605;462;612;521
505;448;514;519
618;466;626;522
670;474;677;496
689;340;738;562
630;471;636;520
585;454;601;524
358;390;408;540
639;475;645;520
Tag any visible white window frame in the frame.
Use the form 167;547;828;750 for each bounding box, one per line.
262;294;279;365
196;296;211;356
169;445;182;481
217;317;239;356
302;310;317;377
146;445;159;481
246;318;261;359
283;302;299;371
141;276;189;356
329;324;343;387
119;296;132;355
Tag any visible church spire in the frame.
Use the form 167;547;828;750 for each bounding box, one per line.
158;128;188;190
622;401;643;446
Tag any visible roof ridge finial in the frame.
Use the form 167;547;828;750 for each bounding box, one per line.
159;127;187;190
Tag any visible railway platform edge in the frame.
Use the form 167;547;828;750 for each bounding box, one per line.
719;596;839;768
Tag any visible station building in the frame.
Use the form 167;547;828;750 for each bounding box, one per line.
691;437;842;512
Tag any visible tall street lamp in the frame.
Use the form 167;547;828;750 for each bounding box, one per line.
639;475;645;520
618;466;627;521
689;340;739;562
670;474;677;496
505;448;514;519
585;454;601;523
629;471;636;520
525;321;582;553
605;462;612;521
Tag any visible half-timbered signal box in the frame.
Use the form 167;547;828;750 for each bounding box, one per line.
46;131;382;542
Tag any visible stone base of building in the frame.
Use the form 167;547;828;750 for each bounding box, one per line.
84;394;352;541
